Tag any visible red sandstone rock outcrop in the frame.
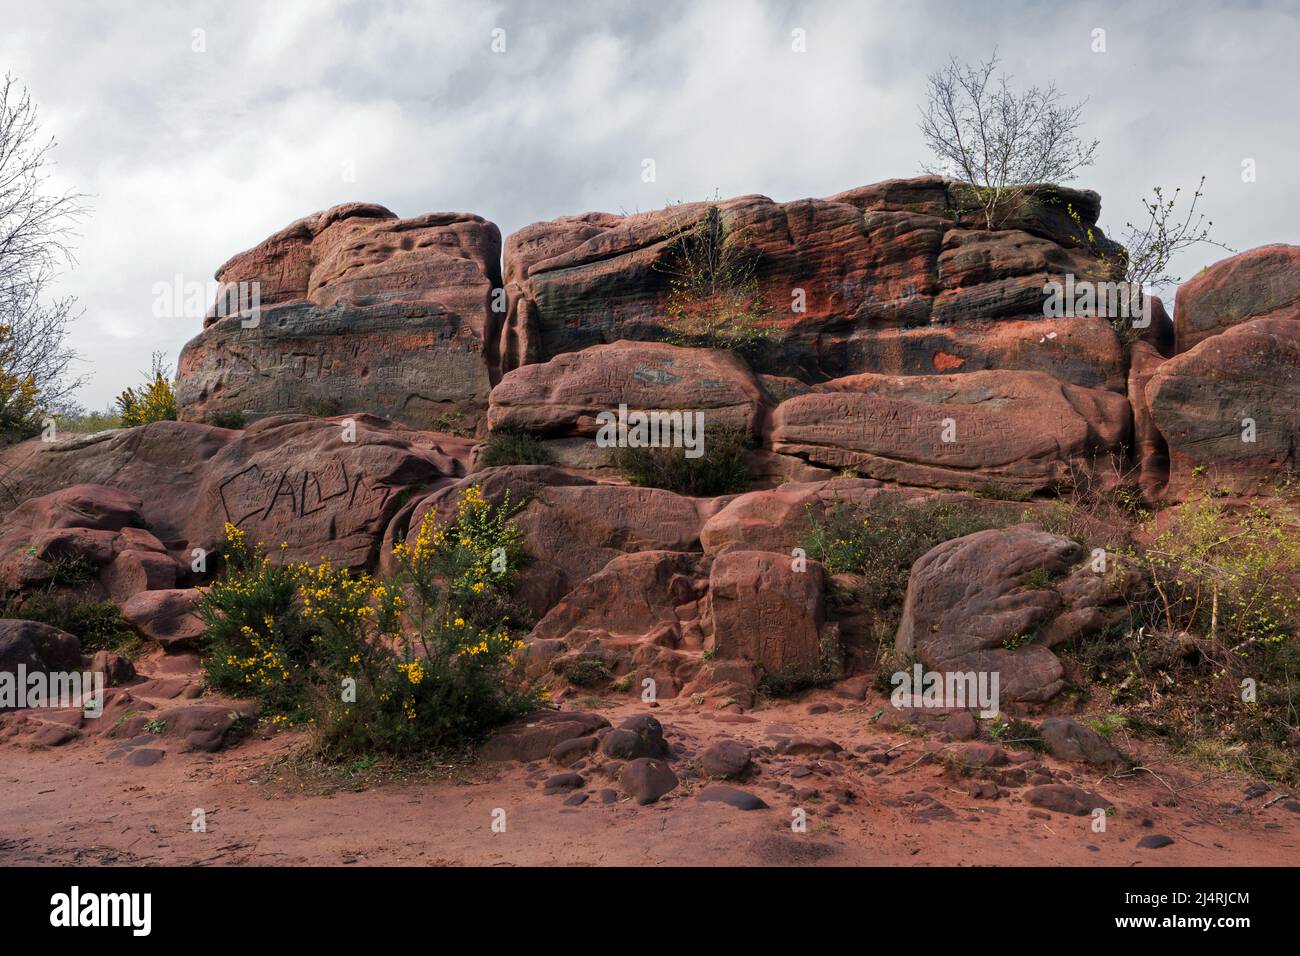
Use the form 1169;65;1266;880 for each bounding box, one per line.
894;525;1138;703
499;177;1124;381
770;370;1130;493
176;204;503;430
0;416;472;570
1173;244;1300;353
1147;316;1300;497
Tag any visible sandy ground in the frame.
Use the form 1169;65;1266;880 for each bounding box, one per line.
2;659;1297;867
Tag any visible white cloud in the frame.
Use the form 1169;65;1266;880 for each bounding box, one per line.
0;0;1296;408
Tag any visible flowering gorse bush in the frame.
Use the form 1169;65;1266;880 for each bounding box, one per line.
115;351;177;427
394;483;529;629
199;484;540;757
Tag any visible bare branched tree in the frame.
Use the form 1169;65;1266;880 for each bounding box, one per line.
919;51;1099;228
0;72;88;433
1113;177;1233;293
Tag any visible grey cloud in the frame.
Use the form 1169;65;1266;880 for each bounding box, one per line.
0;0;1295;408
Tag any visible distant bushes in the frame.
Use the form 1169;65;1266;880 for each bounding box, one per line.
116;352;177;427
209;410;245;430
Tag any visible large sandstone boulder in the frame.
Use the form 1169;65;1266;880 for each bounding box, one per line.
487;340;770;436
770;370;1130;493
0;416;471;570
386;469;710;616
706;550;829;678
1173;244;1300;353
698;478;1042;556
699;477;885;555
500;177;1122;380
0;619;82;676
524;550;709;700
0;485;187;596
894;525;1136;703
1147;317;1300;497
176;204;503;430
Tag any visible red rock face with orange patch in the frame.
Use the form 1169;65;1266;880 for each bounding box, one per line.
932;350;965;371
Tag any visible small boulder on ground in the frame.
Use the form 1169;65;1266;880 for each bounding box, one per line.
697;786;769;811
601;714;669;760
1038;717;1128;769
620;757;679;805
481;710;612;762
698;738;755;779
1025;784;1114;817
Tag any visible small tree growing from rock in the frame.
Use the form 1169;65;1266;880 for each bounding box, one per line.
919;51;1098;229
655;202;774;350
1080;176;1233;293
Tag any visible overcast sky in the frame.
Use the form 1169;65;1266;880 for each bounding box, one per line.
2;0;1297;410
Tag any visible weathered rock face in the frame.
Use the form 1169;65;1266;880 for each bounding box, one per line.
176;204;503;430
1173;244;1300;353
1128;340;1171;502
1147;316;1300;497
522;546;834;702
0;416;471;570
384;468;711;619
487;340;771;437
524;550;709;701
770;370;1130;493
700;478;885;555
894;525;1136;703
500;177;1123;380
829;317;1127;392
0;484;187;598
707;550;828;678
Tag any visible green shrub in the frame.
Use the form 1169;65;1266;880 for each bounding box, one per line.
478;429;554;468
654;203;775;351
986;717;1046;751
803;494;1018;621
973;481;1032;502
209;410;245;429
47;555;97;587
9;590;136;652
757;630;842;699
614;423;752;496
300;396;341;417
198;485;540;757
558;658;612;688
1020;567;1054;590
1068;495;1300;784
